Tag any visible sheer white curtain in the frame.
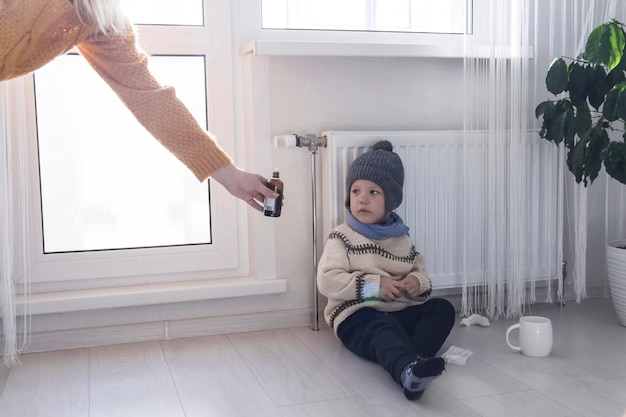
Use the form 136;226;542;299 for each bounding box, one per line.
461;0;626;318
0;79;31;366
461;0;538;318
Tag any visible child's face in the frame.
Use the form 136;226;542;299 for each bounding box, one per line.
349;179;387;224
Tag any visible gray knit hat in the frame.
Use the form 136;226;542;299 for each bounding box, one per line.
345;140;404;213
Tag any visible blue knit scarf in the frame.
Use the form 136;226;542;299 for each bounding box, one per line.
346;211;409;239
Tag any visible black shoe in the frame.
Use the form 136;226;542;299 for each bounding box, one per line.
400;357;445;400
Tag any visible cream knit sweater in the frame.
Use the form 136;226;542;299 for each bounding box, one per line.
317;223;433;335
0;0;231;181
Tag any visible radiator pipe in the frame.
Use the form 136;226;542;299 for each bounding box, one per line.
274;134;327;331
310;149;320;331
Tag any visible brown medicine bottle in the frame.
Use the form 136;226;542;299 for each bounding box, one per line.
263;169;284;217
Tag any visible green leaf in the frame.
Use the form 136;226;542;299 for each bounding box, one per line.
602;141;626;184
603;86;621;120
602;139;626;162
574;101;592;137
588;65;607;110
586;21;626;70
564;109;576;149
606;65;626;93
537;100;555;141
546;58;569;95
535;100;553;119
567;62;588;105
616;83;626;119
537;100;576;147
606;21;626;70
611;39;626;74
567;128;608;186
599;24;614;66
567;135;587;184
550;111;568;145
586;24;606;64
586;129;609;184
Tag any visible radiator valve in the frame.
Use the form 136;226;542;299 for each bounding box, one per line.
274;134;327;152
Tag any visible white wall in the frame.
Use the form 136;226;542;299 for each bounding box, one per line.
265;53;611;307
267;55;468;326
267;55;466;286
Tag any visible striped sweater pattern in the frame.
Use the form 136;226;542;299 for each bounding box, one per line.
317;223;432;334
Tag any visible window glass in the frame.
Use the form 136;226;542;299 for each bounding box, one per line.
261;0;469;34
35;54;211;253
121;0;204;26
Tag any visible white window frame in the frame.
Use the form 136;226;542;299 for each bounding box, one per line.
239;0;474;58
7;0;284;314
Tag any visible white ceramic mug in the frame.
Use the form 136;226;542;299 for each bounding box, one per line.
505;316;553;357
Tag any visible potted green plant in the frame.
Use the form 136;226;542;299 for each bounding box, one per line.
536;19;626;326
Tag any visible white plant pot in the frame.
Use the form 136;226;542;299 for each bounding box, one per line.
607;240;626;327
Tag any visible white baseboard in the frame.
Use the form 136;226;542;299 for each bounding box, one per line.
11;282;610;355
20;277;288;315
20;308;314;354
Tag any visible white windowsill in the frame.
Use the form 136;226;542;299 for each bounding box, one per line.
18;277;288;315
240;40;534;59
240;40;465;58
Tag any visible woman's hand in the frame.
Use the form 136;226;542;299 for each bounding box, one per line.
212;163;279;211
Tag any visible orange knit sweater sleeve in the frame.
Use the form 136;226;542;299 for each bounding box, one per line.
76;28;232;182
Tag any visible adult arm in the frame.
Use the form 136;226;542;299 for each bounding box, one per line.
77;27;231;182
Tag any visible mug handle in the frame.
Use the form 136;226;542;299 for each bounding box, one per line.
506;323;521;351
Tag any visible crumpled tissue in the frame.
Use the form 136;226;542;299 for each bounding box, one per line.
442;345;473;365
460;314;490;327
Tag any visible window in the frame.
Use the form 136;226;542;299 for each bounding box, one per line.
239;0;474;58
261;0;469;34
5;0;285;307
29;1;230;282
36;54;211;253
122;0;204;26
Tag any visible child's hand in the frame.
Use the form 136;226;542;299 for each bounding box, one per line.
400;275;422;299
380;276;404;302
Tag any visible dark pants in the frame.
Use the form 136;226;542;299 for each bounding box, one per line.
336;298;456;384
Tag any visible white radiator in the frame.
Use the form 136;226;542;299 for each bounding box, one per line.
321;130;560;289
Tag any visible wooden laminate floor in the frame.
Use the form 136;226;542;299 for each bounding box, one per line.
1;298;625;417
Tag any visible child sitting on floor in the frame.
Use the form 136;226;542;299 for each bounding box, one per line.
317;140;456;400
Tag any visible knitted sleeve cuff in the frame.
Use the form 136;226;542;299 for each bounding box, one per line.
413;273;432;296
